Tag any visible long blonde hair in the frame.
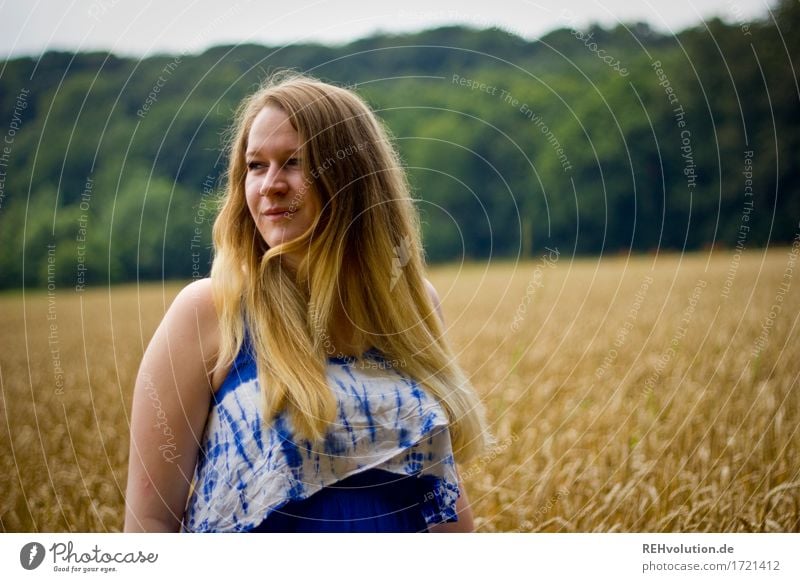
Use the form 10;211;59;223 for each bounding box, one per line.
211;70;492;463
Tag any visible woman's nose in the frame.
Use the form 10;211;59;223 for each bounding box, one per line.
259;166;288;196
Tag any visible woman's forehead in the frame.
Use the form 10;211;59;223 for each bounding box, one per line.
246;106;301;156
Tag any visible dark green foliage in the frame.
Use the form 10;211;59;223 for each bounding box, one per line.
0;2;797;288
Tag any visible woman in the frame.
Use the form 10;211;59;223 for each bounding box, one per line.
124;71;492;533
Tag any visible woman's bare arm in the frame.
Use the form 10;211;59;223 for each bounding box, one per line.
124;278;219;532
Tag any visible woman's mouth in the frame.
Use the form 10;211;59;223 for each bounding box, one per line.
262;208;297;221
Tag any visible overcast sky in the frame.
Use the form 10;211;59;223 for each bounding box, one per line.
0;0;776;59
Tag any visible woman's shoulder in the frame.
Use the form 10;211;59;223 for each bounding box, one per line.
174;276;215;305
169;278;218;329
164;278;221;376
423;278;444;324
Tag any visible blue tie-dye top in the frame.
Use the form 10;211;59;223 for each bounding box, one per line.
181;330;460;532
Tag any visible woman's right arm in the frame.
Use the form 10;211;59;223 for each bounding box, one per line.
124;278;220;532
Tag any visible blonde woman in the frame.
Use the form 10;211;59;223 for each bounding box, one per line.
124;71;492;533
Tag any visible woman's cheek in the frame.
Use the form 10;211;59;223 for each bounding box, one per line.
244;187;258;216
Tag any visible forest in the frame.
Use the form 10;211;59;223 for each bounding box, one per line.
0;0;797;288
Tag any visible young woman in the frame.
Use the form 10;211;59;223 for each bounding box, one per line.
124;71;492;533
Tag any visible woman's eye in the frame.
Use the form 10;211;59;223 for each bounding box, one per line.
247;161;265;171
286;157;300;166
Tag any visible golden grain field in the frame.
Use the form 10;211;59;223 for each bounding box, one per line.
1;247;798;532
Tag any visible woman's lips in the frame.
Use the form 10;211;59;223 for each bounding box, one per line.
262;208;297;221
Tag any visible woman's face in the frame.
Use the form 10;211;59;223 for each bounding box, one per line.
244;105;321;262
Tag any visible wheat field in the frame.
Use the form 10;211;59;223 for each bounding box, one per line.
1;247;798;532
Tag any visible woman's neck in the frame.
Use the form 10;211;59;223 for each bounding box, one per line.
327;310;371;358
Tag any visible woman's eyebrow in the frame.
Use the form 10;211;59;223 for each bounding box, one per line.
245;146;302;158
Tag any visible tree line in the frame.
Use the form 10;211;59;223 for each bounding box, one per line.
0;0;797;289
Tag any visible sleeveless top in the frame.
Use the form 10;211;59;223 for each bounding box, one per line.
180;330;460;532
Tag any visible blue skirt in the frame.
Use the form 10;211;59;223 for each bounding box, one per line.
248;469;435;533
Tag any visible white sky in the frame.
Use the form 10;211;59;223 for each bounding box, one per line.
0;0;775;59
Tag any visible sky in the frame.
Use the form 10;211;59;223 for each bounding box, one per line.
0;0;776;59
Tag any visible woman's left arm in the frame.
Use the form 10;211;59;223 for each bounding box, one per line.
424;279;476;533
